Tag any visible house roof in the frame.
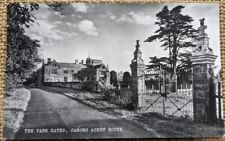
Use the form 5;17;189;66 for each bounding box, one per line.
94;64;107;69
46;61;86;70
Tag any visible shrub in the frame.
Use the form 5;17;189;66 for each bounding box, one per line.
122;71;132;88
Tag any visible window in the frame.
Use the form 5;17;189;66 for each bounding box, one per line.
64;70;68;73
51;69;57;74
64;77;68;82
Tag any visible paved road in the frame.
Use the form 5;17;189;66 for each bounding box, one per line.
16;88;157;139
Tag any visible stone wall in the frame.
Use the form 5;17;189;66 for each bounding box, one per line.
43;81;101;92
44;82;82;89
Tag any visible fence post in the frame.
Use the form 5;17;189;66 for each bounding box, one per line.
218;81;222;120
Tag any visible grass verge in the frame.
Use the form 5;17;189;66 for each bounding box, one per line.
3;88;31;139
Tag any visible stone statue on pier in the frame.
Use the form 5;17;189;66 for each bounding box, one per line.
200;18;205;26
136;40;140;46
193;18;213;55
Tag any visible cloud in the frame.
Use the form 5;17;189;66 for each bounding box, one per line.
109;12;154;26
109;15;116;20
73;3;89;13
129;12;154;26
30;20;63;41
116;14;133;23
27;4;79;46
26;19;77;46
78;20;98;36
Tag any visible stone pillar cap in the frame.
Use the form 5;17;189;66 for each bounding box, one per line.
190;54;217;65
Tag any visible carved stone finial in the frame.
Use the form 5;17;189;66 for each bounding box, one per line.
200;18;205;26
136;40;140;46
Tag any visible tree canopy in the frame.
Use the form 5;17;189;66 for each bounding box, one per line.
75;68;96;81
145;5;197;78
7;3;41;89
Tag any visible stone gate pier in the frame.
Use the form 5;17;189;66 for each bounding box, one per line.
130;40;146;110
191;18;217;123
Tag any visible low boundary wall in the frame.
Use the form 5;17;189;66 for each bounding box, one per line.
43;82;83;89
43;81;101;92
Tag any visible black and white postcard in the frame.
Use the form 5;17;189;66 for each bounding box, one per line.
4;2;224;139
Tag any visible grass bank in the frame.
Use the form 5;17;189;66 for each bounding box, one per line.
3;88;31;139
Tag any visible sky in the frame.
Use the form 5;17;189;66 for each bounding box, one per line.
25;3;221;73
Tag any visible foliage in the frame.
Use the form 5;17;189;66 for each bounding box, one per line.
75;68;96;81
81;81;99;92
7;3;41;90
147;56;170;71
145;5;197;77
47;3;72;15
176;52;192;83
122;71;132;88
47;3;64;13
110;70;119;88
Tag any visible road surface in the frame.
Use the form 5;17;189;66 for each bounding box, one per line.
16;88;157;139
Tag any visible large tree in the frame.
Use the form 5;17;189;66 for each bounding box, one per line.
145;5;197;78
147;56;170;71
7;3;41;89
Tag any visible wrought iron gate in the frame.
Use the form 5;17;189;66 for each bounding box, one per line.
143;68;193;119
